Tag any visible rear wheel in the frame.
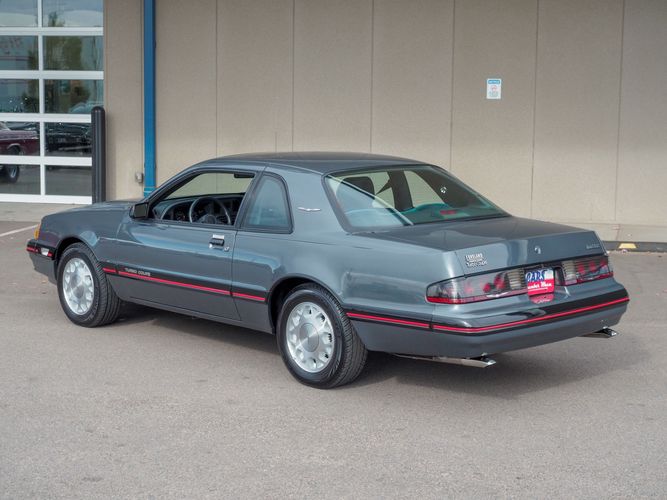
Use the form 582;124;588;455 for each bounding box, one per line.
1;146;22;183
277;284;367;388
57;243;122;327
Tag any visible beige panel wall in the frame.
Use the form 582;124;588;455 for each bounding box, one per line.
218;0;293;155
451;0;537;217
104;0;667;237
104;0;143;199
372;0;453;168
616;0;667;226
155;0;217;184
532;0;623;222
293;0;373;151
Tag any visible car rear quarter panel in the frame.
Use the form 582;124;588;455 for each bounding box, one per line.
233;167;463;328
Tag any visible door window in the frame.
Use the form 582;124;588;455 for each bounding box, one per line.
152;171;254;225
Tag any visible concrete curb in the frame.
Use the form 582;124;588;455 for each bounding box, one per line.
604;241;667;253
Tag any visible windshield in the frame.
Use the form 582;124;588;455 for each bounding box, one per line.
325;165;506;230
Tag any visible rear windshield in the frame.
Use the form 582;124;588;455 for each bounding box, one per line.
325;165;506;230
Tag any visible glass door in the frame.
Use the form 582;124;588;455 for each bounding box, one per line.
0;0;104;203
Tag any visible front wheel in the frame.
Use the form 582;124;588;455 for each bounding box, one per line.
57;243;122;327
277;284;367;388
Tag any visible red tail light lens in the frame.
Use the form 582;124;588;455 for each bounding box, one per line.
427;269;525;304
561;255;612;285
427;255;613;304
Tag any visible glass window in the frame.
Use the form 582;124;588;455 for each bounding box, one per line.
153;172;255;225
44;79;103;113
243;176;291;231
43;0;103;27
0;36;38;70
326;165;506;229
0;79;39;113
0;0;38;27
0;122;40;155
404;170;443;206
44;36;103;71
166;172;253;200
45;165;91;195
0;164;39;194
45;122;91;156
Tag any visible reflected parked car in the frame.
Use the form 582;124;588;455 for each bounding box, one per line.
45;122;91;157
0;121;39;183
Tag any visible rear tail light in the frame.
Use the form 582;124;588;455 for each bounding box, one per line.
561;255;612;285
426;269;525;304
427;254;613;304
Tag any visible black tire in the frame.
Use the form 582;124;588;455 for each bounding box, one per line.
0;165;19;184
277;284;367;389
57;243;122;327
2;146;22;184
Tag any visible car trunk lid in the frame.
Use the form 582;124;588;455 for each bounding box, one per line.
360;216;604;275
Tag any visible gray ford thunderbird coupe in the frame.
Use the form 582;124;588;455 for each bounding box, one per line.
27;152;629;388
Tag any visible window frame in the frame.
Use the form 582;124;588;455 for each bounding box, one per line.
0;10;104;203
239;172;293;234
143;166;260;230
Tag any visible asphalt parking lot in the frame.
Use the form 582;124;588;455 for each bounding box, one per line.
1;218;666;499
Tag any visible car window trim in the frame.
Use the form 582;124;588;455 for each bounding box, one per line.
238;172;294;234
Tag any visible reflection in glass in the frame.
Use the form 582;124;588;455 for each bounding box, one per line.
0;122;39;156
0;0;38;27
43;0;103;27
44;36;103;71
0;79;39;113
0;165;39;194
45;122;91;157
0;36;38;70
44;80;103;113
45;166;91;195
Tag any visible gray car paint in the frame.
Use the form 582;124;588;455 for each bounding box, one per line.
28;153;628;359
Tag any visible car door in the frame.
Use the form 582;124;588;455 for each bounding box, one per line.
113;167;258;320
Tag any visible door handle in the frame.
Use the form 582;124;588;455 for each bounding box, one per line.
209;234;225;249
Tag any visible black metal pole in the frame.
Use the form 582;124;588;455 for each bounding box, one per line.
91;106;106;203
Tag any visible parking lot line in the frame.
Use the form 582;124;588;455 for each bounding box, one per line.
0;224;38;238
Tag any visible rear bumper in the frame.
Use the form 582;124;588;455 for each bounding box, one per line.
349;297;628;358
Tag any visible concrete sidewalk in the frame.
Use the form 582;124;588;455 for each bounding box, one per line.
0;202;79;224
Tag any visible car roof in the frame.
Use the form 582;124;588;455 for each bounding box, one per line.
198;151;429;175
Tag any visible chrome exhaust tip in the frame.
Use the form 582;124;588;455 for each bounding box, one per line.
582;327;619;339
395;354;497;368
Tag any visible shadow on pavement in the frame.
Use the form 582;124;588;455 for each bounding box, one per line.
109;302;647;398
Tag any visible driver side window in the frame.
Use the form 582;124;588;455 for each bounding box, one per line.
152;171;255;225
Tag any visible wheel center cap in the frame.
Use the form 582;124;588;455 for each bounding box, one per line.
299;323;319;352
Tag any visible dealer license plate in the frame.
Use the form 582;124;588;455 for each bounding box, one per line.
525;268;555;296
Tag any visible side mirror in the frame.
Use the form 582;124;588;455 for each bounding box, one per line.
131;202;149;219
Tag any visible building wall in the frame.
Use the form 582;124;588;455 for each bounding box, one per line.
105;0;667;232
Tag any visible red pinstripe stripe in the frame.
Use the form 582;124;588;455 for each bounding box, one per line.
102;267;116;274
232;292;265;302
117;270;231;295
346;312;431;329
432;297;629;333
347;297;629;334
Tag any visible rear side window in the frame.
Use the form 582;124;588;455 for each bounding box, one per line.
243;175;291;231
